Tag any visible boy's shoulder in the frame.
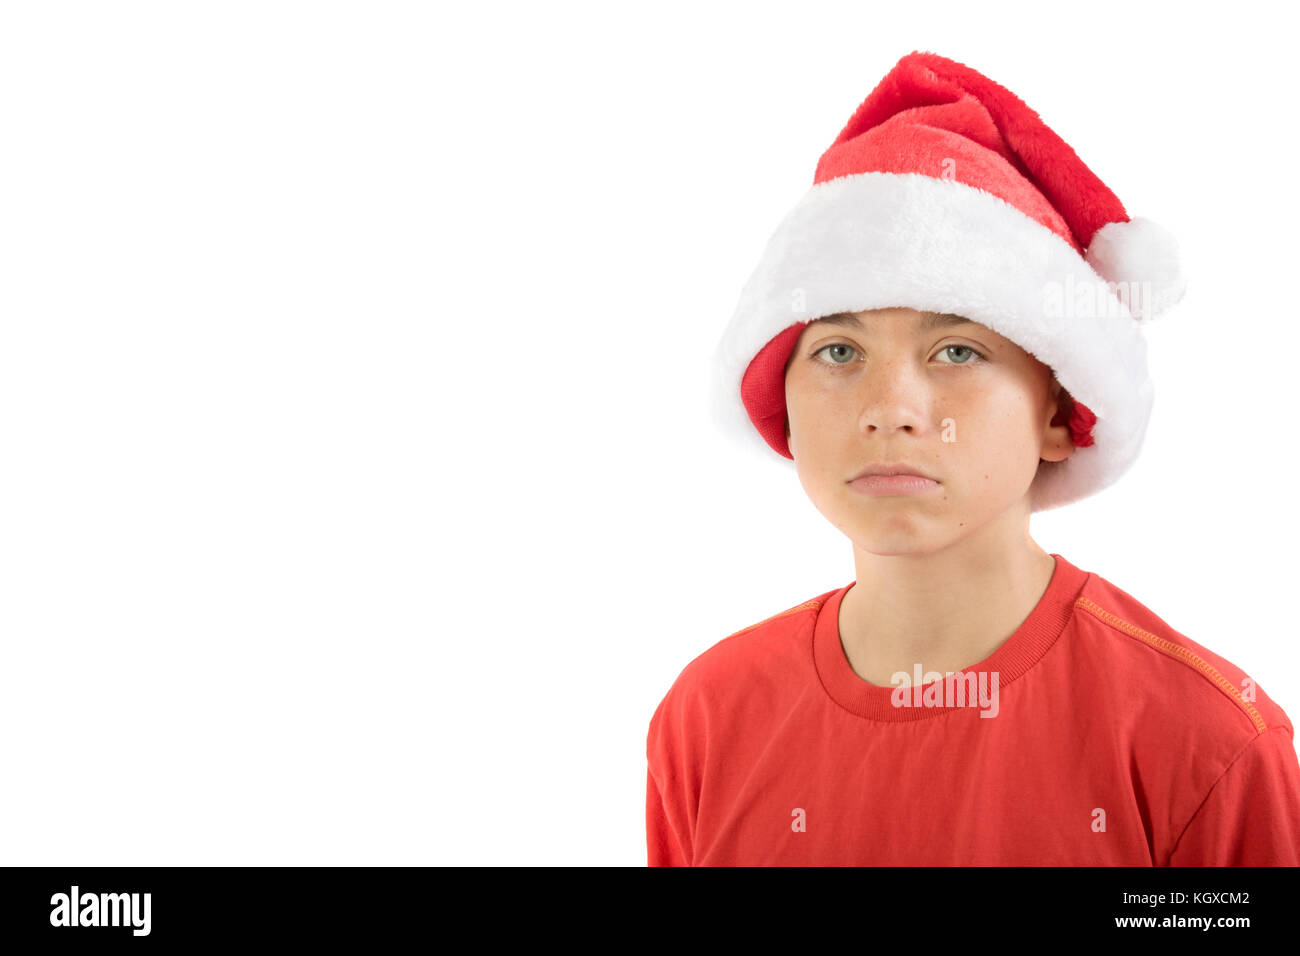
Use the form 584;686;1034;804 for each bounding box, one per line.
647;586;838;727
648;564;1296;751
1071;566;1294;739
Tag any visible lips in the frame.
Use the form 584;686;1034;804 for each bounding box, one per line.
850;463;937;481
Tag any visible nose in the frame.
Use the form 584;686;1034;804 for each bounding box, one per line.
854;356;932;435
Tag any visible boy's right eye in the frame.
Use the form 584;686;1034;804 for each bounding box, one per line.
812;344;860;366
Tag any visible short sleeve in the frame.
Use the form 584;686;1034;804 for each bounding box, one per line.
1168;726;1300;866
646;764;691;866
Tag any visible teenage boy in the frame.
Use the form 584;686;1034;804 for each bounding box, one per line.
646;51;1300;866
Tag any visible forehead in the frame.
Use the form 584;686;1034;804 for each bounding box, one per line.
808;310;976;333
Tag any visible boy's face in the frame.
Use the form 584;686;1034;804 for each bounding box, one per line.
783;307;1073;554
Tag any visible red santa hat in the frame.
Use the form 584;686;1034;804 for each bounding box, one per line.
711;51;1186;512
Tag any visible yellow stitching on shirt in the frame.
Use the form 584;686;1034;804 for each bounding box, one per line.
1073;595;1267;733
723;599;823;641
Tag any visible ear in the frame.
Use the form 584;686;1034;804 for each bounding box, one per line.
1047;376;1071;428
1042;376;1075;464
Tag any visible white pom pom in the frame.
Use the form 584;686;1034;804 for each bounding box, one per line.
1085;216;1187;321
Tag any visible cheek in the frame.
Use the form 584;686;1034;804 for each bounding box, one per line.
786;373;835;437
968;402;1047;481
944;390;1040;462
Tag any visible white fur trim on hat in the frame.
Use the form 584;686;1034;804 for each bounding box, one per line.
711;171;1156;513
1084;216;1187;322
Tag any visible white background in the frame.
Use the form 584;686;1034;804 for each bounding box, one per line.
1;2;1295;865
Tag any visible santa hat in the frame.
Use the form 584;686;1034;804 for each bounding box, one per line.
710;51;1186;513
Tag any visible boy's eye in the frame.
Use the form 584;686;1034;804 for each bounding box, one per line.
812;344;860;365
811;343;986;366
935;344;984;364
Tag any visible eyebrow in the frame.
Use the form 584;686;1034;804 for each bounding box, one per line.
812;311;975;333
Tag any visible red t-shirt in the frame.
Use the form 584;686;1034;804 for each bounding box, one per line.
646;554;1300;865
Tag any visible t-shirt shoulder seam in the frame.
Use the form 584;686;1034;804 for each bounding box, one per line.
1165;724;1293;864
681;596;824;679
719;597;824;643
649;595;827;731
1072;594;1271;734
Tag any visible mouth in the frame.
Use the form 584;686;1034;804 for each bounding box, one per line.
846;462;941;498
849;463;938;482
847;472;941;497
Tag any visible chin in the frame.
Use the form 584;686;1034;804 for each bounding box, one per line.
838;516;944;556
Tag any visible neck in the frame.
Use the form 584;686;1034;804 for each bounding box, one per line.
837;518;1056;687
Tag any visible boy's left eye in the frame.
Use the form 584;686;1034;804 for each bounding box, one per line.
935;344;985;364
